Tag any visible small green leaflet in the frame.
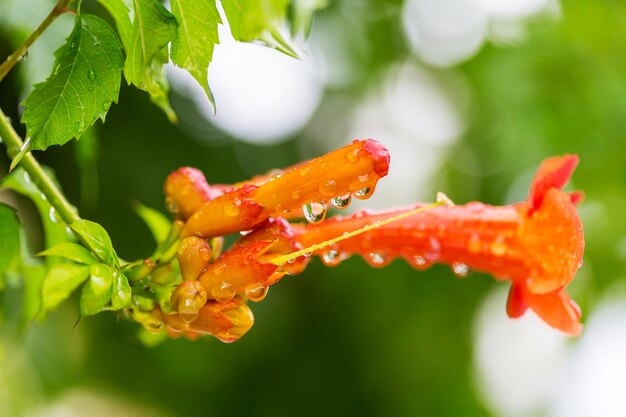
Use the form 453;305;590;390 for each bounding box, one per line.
0;204;21;273
132;201;171;244
20;14;123;152
70;219;119;267
97;0;132;50
124;0;178;120
111;271;132;309
290;0;327;38
39;242;99;265
170;0;221;108
81;263;114;316
42;263;91;311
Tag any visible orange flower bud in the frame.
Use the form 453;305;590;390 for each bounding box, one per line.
180;139;390;238
170;280;208;323
177;236;212;281
164;167;223;219
198;241;280;303
164;299;255;343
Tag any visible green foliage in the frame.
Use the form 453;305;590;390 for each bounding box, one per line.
80;263;115;316
0;204;21;274
97;0;132;50
20;14;123;152
132;202;171;244
70;219;119;267
222;0;296;56
170;0;221;107
42;263;90;311
124;0;178;121
1;168;69;249
39;242;98;264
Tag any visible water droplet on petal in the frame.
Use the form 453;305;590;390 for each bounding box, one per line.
303;202;327;224
330;193;351;209
452;262;469;278
319;180;338;196
213;262;226;276
322;250;341;266
199;246;211;262
345;148;360;163
245;283;268;302
270;173;282;181
87;69;96;81
165;196;179;214
224;199;241;217
409;255;430;270
367;252;386;267
354;187;372;200
292;190;301;200
300;167;310;176
467;234;481;254
490;237;507;256
211;282;235;303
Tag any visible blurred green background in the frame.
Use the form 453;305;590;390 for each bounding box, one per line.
1;0;626;416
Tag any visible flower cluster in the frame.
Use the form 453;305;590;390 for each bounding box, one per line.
153;140;585;342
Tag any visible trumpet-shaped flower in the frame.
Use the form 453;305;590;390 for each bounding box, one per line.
156;141;585;341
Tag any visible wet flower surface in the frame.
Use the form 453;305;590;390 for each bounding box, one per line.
155;141;585;341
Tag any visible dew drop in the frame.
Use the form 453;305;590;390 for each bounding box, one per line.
452;262;469;278
23;170;32;184
410;255;430;270
179;311;198;324
211;282;235;303
319;180;338;196
354;187;373;200
292;190;301;200
303;202;327;224
490;237;507;256
345;148;360;163
165;196;179;214
330;193;351;209
245;283;268;302
87;69;96;81
368;252;386;266
48;207;60;223
199;246;211;262
88;86;94;92
300;167;310;176
213;262;226;276
224;199;241;217
467;234;481;254
322;250;340;266
270;173;282;181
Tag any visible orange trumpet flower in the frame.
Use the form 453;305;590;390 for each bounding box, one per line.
160;140;585;341
290;155;584;335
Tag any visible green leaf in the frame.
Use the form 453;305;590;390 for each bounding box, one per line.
170;0;221;107
132;201;171;244
80;263;114;316
111;272;132;309
97;0;132;50
21;14;124;151
124;0;178;120
0;204;21;272
21;263;47;324
39;242;98;265
42;263;91;311
1;168;70;250
222;0;295;55
70;219;119;267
